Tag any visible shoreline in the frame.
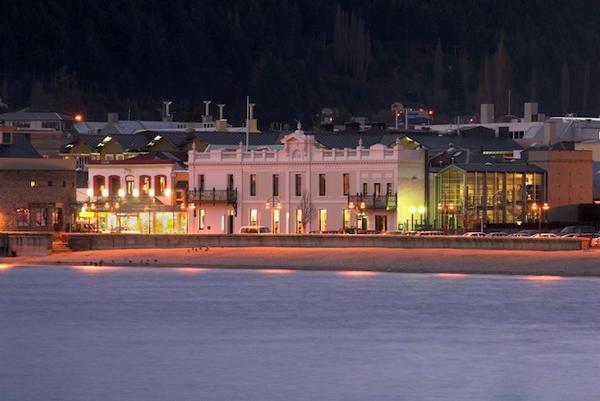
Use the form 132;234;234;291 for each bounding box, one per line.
3;246;600;277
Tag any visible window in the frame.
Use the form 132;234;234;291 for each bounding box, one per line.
295;209;303;233
155;175;167;196
109;175;120;196
48;181;53;187
116;154;124;160
2;132;12;144
30;180;36;188
319;174;326;196
105;154;114;161
386;183;392;196
16;208;30;227
93;175;105;196
198;174;205;191
62;181;67;188
31;207;48;227
139;175;151;195
250;174;256;196
227;174;234;191
295;174;302;196
362;183;368;196
249;209;258;225
272;174;279;196
343;173;350;196
343;209;351;229
374;183;381;197
199;209;205;230
319;209;327;232
272;209;280;234
125;176;134;196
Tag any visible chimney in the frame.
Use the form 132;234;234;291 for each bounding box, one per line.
202;100;213;123
246;103;259;133
162;100;173;122
107;112;119;124
543;121;557;144
480;104;495;124
524;102;538;122
215;103;228;131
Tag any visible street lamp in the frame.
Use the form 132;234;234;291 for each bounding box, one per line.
409;206;416;231
148;188;155;234
418;206;425;227
534;202;550;235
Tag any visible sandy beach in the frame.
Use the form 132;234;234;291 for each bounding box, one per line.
3;246;600;277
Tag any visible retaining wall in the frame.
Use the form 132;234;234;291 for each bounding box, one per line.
63;233;586;252
0;233;52;256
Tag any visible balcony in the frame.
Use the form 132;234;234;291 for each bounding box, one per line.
187;188;237;205
348;194;397;210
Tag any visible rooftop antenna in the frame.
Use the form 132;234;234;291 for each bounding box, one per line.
217;104;226;120
162;100;172;122
245;96;250;151
203;100;212;117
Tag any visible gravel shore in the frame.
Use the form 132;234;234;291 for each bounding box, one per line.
4;247;600;277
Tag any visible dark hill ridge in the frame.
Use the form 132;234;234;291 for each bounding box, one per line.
1;0;599;125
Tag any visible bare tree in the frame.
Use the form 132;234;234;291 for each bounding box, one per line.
299;191;315;233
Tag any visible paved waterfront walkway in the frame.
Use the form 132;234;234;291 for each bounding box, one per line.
3;247;600;276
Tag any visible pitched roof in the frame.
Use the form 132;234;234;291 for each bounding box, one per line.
0;111;73;121
0;134;41;158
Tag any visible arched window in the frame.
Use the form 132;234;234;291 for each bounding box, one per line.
93;175;105;196
155;175;167;196
125;175;135;196
108;175;121;196
139;175;151;196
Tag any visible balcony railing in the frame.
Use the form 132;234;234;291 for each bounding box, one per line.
187;188;237;205
348;193;397;210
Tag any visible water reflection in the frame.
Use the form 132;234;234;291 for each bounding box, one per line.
336;270;378;278
257;268;294;275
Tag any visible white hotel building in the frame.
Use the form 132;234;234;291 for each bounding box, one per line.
187;128;426;234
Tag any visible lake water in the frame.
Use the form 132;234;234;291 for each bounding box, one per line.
1;265;600;401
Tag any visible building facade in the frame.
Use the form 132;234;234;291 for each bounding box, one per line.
0;158;76;232
84;153;189;233
187;129;426;234
432;164;546;230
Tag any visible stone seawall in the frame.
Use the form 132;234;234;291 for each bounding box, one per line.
63;233;586;252
1;232;52;256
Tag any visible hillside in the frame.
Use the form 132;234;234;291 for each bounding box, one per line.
1;0;599;126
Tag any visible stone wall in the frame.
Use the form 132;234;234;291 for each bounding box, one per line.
0;169;76;232
64;233;586;252
0;233;52;256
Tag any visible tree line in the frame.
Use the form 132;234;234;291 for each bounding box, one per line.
1;0;600;126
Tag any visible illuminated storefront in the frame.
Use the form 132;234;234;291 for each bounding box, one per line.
433;164;546;229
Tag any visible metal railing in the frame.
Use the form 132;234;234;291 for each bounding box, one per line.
348;193;397;210
187;188;237;205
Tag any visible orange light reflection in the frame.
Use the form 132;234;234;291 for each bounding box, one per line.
336;271;377;277
436;273;466;278
71;265;122;273
524;275;562;282
257;269;294;275
0;263;15;270
175;268;207;274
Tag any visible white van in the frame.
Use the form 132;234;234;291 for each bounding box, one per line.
239;226;271;234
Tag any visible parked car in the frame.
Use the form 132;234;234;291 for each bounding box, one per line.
414;230;445;236
486;232;508;237
239;226;270;234
590;235;600;247
509;230;538;237
559;225;597;236
463;232;486;237
530;232;559;238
